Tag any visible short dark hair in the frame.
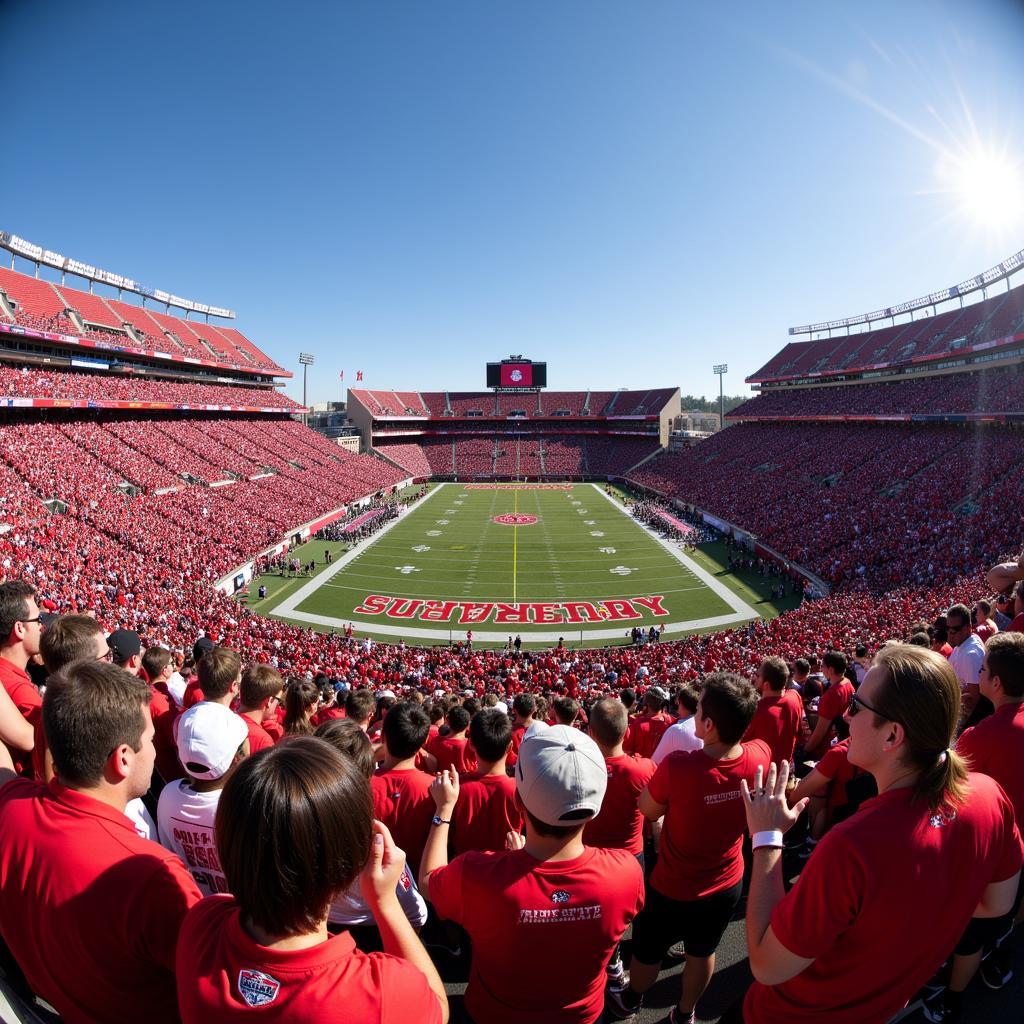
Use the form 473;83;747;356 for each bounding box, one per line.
345;688;376;724
240;664;284;708
588;698;627;747
793;658;810;676
40;614;103;673
620;687;636;710
463;697;481;717
469;708;512;762
676;682;701;715
759;656;788;692
513;693;536;718
382;702;429;759
524;806;586;840
552;696;579;725
44;661;150;786
141;646;172;681
447;705;471;733
985;632;1024;698
216;737;373;937
946;603;971;628
315;718;375;778
698;672;759;745
197;647;241;699
0;581;35;647
822;650;848;676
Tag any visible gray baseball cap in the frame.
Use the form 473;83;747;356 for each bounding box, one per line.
515;724;607;827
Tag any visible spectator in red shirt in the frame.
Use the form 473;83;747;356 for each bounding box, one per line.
373;702;436;876
937;631;1024;1010
803;650;853;759
736;645;1022;1024
346;687;376;732
745;656;803;765
419;725;644;1024
0;660;202;1023
176;736;448;1023
0;580;42;775
973;600;999;643
623;686;673;759
612;673;771;1024
451;708;523;854
508;692;537;766
429;705;475;774
237;664;283;754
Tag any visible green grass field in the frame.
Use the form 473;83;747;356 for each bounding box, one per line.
249;483;785;646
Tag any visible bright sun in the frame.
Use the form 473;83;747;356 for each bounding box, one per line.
945;149;1024;228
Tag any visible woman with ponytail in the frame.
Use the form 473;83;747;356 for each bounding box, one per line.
724;644;1021;1024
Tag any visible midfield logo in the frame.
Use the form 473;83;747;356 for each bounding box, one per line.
353;594;670;624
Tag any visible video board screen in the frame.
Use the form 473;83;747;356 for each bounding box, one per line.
486;361;547;388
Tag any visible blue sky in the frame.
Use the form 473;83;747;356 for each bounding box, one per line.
4;0;1024;404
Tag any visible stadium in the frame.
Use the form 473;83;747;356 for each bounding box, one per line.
4;3;1024;1024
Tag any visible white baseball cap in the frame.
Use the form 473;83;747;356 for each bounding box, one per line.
176;703;248;781
515;724;607;827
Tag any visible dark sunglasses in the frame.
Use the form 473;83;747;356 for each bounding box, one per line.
848;693;896;723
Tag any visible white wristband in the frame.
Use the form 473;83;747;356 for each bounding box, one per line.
752;829;784;850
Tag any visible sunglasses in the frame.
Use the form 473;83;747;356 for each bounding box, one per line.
848;692;896;723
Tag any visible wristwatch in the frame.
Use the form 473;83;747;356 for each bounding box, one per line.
431;815;452;826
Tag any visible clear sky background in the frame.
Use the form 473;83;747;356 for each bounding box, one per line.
3;0;1024;405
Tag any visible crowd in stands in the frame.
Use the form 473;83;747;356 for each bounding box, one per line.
0;266;284;374
0;365;298;408
353;388;677;420
1;565;1023;1022
630;421;1024;591
750;280;1024;382
731;365;1024;419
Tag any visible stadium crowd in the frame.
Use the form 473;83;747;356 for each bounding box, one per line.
1;564;1023;1023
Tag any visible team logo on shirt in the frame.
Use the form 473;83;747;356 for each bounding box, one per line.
238;969;281;1007
551;889;571;903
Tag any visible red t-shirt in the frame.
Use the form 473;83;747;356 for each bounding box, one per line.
151;686;182;786
371;767;435;875
451;772;523;855
428;734;476;774
815;739;870;811
0;657;41;776
624;711;673;759
746;690;803;765
744;775;1022;1024
241;712;276;754
0;778;201;1024
312;706;346;727
817;679;854;730
429;846;644;1024
508;723;528;767
183;677;204;708
957;701;1024;831
649;741;772;901
583;754;656;855
175;894;441;1023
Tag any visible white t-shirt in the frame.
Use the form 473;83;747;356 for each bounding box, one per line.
651;717;702;764
156;779;226;897
328;865;428;930
949;634;985;693
165;671;187;707
124;797;156;840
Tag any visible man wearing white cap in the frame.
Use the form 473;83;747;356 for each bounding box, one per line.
419;725;644;1024
156;702;250;897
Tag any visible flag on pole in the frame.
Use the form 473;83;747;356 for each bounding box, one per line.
339;371;344;381
356;370;364;381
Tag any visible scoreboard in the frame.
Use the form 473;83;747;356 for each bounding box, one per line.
486;358;547;389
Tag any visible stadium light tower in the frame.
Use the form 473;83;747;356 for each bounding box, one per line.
713;364;728;431
299;352;315;424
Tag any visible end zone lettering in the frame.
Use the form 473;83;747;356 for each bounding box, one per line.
353;594;669;624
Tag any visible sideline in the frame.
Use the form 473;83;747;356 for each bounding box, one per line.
272;483;761;643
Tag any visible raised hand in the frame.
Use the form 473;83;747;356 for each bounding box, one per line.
740;761;809;836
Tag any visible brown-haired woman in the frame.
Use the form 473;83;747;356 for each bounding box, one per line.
729;645;1021;1024
175;736;447;1023
282;677;319;736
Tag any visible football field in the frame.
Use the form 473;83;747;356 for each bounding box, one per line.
269;483;759;645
